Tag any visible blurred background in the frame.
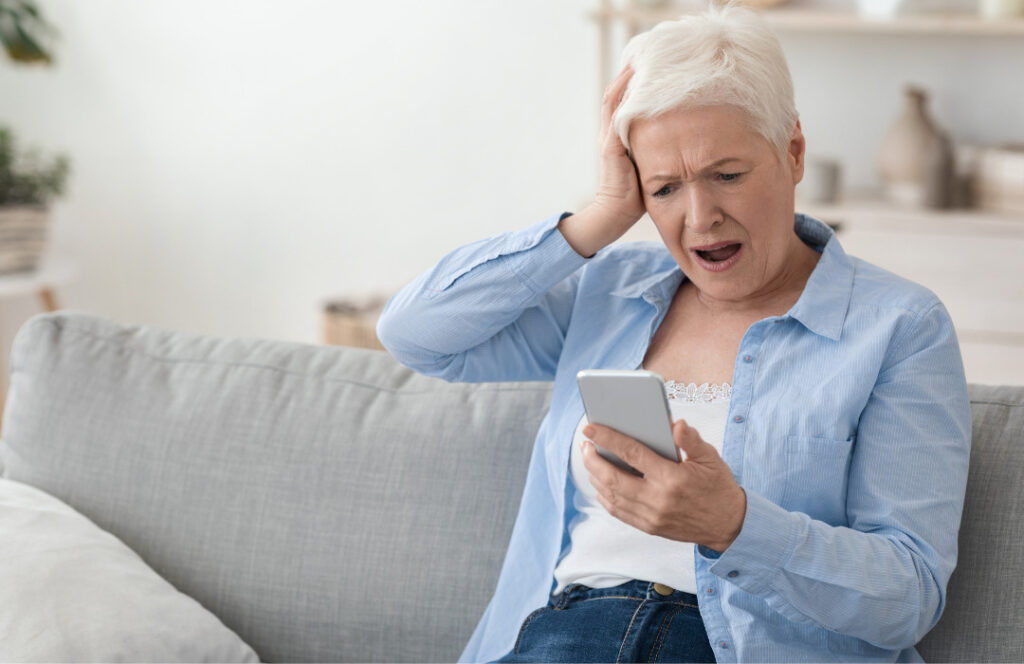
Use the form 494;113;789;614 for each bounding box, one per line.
0;0;1022;386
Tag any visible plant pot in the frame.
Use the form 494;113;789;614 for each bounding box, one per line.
0;205;51;275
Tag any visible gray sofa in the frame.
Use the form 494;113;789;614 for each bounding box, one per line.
0;311;1021;662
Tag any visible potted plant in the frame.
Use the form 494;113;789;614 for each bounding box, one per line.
0;126;68;274
0;0;55;64
1;1;66;274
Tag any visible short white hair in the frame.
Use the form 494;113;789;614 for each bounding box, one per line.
614;2;798;156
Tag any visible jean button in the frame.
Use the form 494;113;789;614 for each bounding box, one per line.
653;583;674;596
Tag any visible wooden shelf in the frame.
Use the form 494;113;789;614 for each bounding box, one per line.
0;258;77;299
592;6;1024;37
796;195;1024;237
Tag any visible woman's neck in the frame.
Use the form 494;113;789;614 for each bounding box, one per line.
691;239;821;319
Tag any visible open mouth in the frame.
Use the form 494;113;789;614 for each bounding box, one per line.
694;243;741;263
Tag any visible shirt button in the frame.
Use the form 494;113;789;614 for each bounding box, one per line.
706;587;715;595
733;415;744;423
727;570;739;578
719;641;730;649
743;355;753;363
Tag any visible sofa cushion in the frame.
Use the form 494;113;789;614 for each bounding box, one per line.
0;312;551;663
0;477;258;663
915;384;1024;662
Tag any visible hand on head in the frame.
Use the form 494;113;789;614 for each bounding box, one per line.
557;66;647;258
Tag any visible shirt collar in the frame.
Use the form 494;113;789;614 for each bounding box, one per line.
609;214;854;341
786;214;854;341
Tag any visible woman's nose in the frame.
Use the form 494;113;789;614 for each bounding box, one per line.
683;184;723;233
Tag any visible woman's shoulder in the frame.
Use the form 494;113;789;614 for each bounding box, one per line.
846;255;943;318
581;241;680;293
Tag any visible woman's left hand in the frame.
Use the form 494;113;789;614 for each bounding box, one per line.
581;419;747;553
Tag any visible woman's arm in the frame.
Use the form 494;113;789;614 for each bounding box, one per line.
701;300;971;650
376;213;589;383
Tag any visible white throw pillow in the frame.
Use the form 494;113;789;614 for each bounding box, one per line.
0;478;259;663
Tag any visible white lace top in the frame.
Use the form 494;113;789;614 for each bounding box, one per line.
552;380;732;596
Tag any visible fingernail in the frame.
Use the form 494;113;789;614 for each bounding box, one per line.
583;425;595;438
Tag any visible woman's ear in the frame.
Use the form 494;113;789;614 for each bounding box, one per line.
789;119;806;186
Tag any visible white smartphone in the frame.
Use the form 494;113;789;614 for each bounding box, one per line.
576;369;678;476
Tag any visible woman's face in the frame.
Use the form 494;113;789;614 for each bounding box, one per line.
629;105;807;306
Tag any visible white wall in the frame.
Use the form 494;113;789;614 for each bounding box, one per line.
1;0;1022;350
0;0;599;346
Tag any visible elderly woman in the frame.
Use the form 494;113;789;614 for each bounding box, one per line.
376;5;970;663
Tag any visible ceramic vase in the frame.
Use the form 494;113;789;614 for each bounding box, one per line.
878;87;954;209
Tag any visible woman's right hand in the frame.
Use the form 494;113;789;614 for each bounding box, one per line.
559;66;647;258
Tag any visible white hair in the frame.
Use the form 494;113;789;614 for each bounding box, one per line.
614;2;798;157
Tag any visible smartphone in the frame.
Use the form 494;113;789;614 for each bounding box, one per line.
576;369;678;476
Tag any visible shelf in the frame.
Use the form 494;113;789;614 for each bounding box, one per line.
0;258;77;299
592;6;1024;37
797;196;1024;237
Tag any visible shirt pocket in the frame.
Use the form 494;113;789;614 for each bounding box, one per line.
778;435;854;525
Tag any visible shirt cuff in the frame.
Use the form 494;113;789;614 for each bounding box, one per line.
697;489;802;597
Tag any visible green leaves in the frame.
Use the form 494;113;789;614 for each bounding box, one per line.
0;3;67;204
0;0;56;65
0;126;70;206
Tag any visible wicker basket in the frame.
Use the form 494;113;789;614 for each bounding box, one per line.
322;296;388;350
0;205;50;275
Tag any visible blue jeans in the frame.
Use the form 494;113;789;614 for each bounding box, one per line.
494;580;716;663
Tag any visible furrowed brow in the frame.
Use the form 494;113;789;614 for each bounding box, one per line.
644;158;744;186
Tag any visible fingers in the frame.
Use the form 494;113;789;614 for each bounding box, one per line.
582;439;649;519
600;65;633;139
582;422;661;478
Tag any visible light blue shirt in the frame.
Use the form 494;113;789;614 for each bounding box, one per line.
376;212;971;663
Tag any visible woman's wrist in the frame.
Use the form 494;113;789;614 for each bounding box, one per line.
702;487;748;554
557;204;637;259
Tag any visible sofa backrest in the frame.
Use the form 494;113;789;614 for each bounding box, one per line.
2;312;1022;662
916;383;1024;662
0;312;549;662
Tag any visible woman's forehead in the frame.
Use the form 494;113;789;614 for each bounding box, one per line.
629;106;769;170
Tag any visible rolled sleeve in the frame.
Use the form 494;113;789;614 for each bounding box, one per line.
377;212;590;383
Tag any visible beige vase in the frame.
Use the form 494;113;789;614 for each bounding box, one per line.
878;87;954;209
0;205;51;274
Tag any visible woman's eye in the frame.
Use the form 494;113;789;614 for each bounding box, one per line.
652;184;674;198
719;172;742;182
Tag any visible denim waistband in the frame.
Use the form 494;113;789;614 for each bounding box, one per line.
552;580;701;610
